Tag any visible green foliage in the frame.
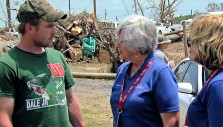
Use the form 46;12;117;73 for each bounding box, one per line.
173;15;194;24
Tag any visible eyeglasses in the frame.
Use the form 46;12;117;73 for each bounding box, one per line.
187;37;191;47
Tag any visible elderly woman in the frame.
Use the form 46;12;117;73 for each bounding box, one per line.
186;14;223;127
110;15;180;127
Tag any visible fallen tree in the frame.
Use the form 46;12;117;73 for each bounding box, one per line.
72;72;116;79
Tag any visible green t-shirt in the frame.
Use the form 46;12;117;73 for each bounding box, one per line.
0;47;75;127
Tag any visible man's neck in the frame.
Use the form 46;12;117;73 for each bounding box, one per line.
17;38;45;54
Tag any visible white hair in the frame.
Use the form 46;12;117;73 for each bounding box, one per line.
116;15;157;54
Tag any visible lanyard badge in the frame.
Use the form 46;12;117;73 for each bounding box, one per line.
115;61;153;127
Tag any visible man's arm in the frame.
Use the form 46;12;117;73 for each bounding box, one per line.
66;87;85;127
168;60;175;70
160;112;180;127
0;97;14;127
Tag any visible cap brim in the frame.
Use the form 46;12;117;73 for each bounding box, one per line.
42;9;67;22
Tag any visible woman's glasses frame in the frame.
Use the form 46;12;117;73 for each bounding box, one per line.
187;37;191;47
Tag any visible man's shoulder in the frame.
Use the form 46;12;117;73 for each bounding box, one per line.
152;58;169;68
155;49;165;56
0;47;19;70
0;47;17;61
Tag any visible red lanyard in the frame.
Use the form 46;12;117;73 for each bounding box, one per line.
118;61;153;112
184;65;223;126
201;66;223;90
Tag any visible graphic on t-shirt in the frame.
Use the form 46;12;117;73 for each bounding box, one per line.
27;83;49;100
47;63;65;77
26;71;66;110
27;73;51;100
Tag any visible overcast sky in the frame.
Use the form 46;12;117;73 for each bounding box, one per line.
0;0;222;28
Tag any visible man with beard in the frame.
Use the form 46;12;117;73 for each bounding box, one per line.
0;0;84;126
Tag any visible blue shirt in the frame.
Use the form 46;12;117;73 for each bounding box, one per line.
110;52;179;127
188;70;223;127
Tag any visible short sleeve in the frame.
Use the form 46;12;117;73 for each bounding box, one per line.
61;57;75;90
0;62;15;97
154;68;179;112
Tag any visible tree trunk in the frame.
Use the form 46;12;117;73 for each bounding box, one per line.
6;0;12;28
72;72;116;79
98;50;111;63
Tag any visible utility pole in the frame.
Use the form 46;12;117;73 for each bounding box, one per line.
93;0;97;19
93;0;98;30
6;0;12;28
68;0;70;16
105;9;107;20
182;21;188;57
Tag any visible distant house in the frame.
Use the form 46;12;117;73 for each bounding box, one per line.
100;20;122;29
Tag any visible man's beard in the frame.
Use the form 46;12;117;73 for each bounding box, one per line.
33;40;52;47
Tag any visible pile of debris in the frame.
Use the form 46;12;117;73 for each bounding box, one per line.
52;11;122;73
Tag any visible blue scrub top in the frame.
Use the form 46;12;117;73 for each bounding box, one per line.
188;70;223;127
110;52;179;127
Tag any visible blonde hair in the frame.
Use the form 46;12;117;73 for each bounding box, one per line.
188;14;223;70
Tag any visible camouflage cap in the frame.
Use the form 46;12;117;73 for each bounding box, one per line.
17;0;67;22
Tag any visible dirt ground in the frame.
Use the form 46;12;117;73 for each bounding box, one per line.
166;41;187;65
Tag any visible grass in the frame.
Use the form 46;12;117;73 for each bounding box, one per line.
73;79;114;127
69;62;114;127
77;93;113;127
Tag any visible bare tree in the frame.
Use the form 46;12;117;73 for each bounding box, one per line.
121;0;146;16
121;0;182;24
136;0;144;16
159;0;182;24
144;0;159;19
0;0;8;26
121;0;130;15
206;2;223;12
145;0;182;24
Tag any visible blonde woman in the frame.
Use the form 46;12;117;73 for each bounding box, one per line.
187;14;223;127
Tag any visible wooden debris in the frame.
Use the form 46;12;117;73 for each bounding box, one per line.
72;72;116;79
51;11;122;72
98;50;111;63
